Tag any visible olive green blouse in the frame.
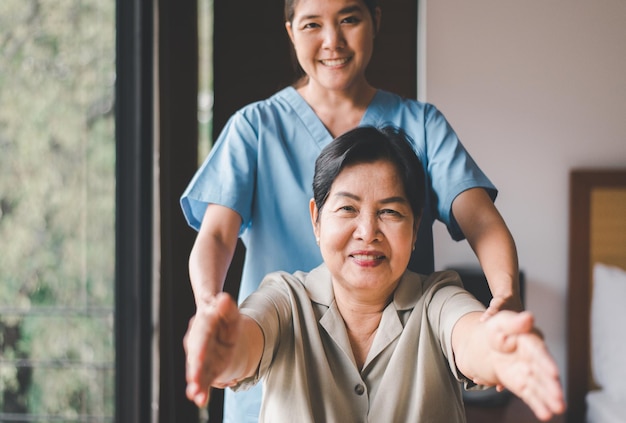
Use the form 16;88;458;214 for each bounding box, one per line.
237;265;485;423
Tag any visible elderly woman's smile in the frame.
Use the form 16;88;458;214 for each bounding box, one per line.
349;251;385;266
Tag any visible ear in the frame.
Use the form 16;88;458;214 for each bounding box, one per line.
285;21;295;44
412;215;421;247
309;198;320;241
373;7;382;35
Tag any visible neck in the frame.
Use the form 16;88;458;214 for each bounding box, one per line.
334;288;390;370
297;79;377;137
297;77;376;110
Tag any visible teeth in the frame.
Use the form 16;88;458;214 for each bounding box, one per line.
352;254;382;260
321;58;349;67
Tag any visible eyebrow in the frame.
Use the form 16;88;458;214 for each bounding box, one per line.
334;192;408;205
338;5;364;15
297;5;364;21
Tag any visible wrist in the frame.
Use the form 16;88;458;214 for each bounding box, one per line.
195;291;221;309
490;293;524;313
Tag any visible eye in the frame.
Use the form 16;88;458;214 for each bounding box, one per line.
339;205;357;213
379;209;400;216
378;208;408;221
334;204;358;216
341;15;362;25
301;21;321;30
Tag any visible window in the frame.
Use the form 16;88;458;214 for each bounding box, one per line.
198;0;214;161
0;1;115;421
0;1;417;421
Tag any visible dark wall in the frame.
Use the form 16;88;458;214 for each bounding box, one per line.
367;0;418;98
213;0;417;136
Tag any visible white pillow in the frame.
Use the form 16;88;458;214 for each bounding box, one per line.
591;263;626;402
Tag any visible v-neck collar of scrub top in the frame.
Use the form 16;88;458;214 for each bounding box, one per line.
280;86;388;149
303;264;424;370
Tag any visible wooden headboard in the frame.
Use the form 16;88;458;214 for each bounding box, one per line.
566;169;626;423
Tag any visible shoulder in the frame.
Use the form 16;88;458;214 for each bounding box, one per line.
234;87;297;120
239;270;307;321
215;87;300;143
258;264;333;306
393;269;462;309
369;90;451;138
424;270;463;289
374;90;439;115
256;268;319;299
423;270;485;316
259;269;306;290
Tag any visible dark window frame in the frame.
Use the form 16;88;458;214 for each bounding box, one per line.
116;0;200;421
115;0;155;422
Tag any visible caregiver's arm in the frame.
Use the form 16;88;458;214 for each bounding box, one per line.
189;204;242;306
452;310;565;422
452;188;523;315
184;293;264;407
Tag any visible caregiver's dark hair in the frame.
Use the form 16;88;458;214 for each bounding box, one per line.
312;126;425;219
284;0;379;23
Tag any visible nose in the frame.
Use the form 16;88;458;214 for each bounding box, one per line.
322;24;345;49
353;212;381;243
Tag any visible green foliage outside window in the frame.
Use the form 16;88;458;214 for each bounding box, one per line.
0;0;115;420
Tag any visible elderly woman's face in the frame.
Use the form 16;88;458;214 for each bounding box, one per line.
310;159;419;297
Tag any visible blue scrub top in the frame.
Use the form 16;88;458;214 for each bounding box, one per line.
180;86;496;423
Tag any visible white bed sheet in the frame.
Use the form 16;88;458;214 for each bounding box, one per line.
586;390;626;423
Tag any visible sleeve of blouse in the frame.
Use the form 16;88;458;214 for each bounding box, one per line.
180;109;259;234
425;271;485;385
422;105;497;240
231;272;295;390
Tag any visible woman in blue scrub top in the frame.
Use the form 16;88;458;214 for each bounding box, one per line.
181;0;523;421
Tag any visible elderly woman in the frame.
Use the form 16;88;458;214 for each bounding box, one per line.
186;126;564;422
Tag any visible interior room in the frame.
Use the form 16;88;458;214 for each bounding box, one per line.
426;2;626;422
1;0;624;422
166;1;626;421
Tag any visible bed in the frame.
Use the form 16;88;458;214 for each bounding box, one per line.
566;169;626;423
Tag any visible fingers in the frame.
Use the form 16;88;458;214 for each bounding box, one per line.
481;296;506;321
481;295;524;321
475;304;565;420
186;381;210;408
184;293;240;408
185;316;212;407
521;381;566;422
492;327;565;421
487;311;534;353
515;359;565;421
212;293;241;346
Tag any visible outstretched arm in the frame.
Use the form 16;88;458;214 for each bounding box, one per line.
452;188;523;316
452;310;565;421
184;293;263;407
185;205;247;407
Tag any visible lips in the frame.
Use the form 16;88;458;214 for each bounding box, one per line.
350;252;385;267
320;57;350;67
351;253;384;261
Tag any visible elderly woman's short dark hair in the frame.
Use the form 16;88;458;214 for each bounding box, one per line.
312;126;425;219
